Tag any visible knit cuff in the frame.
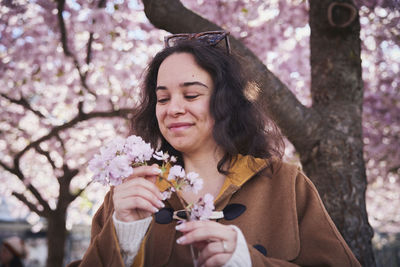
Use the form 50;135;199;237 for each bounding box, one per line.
222;225;252;267
112;213;152;255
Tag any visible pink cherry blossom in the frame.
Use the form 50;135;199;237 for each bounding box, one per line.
167;165;186;181
153;150;170;162
108;155;133;185
184;172;203;194
124;135;154;163
191;193;215;221
161;187;176;201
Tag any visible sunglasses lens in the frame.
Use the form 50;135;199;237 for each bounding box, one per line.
166;36;189;47
197;33;224;45
165;31;230;54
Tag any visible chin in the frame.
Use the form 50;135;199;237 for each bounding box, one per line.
168;141;193;154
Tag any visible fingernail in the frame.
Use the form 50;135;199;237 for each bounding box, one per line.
157;200;165;208
152;168;161;174
176;236;185;244
152;207;159;213
175;223;185;231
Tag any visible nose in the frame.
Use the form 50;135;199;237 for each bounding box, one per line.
167;95;186;116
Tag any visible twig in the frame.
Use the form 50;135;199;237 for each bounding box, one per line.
12;192;46;217
0;93;45;118
35;145;57;170
158;173;198;267
56;0;96;97
14;108;133;164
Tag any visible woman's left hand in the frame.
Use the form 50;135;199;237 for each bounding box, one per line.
175;220;237;267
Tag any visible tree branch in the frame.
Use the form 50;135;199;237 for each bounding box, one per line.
84;0;107;76
26;183;52;213
12;192;46;217
35;145;57;170
85;32;94;67
142;0;322;150
15;108;133;164
70;181;93;203
56;0;96;97
55;134;66;156
0;160;14;174
1;160;52;215
1;93;45;118
57;164;79;210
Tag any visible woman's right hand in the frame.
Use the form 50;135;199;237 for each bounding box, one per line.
113;165;165;222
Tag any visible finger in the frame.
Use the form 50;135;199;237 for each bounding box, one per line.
197;241;233;266
114;185;164;209
147;164;160;183
116;196;160;214
175;220;220;233
176;221;236;245
146;175;158;184
124;165;161;182
193;240;208;251
116;177;164;200
116;178;160;198
201;253;231;267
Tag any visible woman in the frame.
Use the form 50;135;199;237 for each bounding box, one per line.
71;31;361;267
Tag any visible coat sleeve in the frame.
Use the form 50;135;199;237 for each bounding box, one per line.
248;171;361;267
67;189;125;267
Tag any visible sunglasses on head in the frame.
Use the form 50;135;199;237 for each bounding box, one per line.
164;30;231;54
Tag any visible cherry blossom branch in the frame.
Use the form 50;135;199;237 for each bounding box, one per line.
35;145;57;170
56;0;96;97
55;134;67;156
159;175;190;216
85;33;94;66
70;181;93;203
0;160;13;174
0;107;133;213
1;158;52;214
12;192;46;217
26;183;52;214
0;93;46;118
15;108;133;164
84;0;107;74
157;172;197;266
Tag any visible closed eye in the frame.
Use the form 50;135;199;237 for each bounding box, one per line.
157;98;170;103
185;94;199;100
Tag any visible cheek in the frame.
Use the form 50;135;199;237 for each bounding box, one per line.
201;106;214;125
155;106;168;135
155;106;163;123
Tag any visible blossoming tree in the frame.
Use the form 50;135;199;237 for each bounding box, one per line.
0;0;398;266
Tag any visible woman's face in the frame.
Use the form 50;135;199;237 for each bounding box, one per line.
155;52;217;155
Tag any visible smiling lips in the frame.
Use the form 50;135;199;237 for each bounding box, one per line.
167;122;194;131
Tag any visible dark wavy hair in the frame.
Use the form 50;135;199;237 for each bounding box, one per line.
131;41;284;173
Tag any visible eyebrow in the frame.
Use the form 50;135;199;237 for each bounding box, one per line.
156;81;209;91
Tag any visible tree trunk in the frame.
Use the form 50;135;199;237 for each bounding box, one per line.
46;210;67;267
304;1;375;266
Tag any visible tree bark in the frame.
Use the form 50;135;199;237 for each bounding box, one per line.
306;1;375;266
46;210;67;267
142;0;376;265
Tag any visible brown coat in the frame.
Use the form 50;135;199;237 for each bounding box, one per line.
69;155;361;267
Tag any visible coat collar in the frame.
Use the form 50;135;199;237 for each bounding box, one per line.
215;154;268;201
156;154;269;204
226;154;269;186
